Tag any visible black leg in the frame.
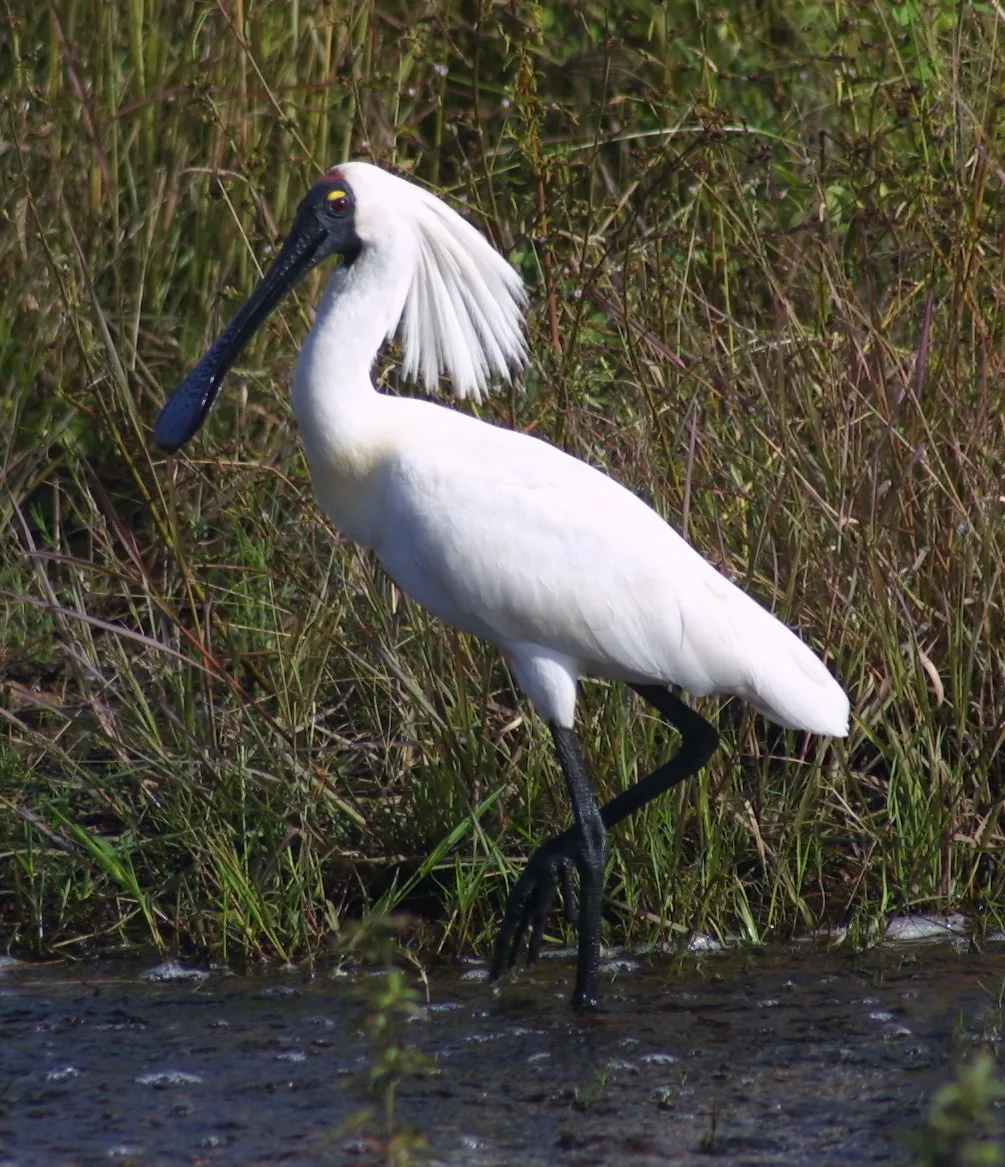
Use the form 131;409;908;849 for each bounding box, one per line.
552;724;606;1009
601;685;719;828
490;684;719;1006
489;721;606;1009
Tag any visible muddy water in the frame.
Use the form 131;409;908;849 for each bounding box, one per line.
1;941;1002;1166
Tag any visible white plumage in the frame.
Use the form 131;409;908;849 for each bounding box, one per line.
334;162;527;401
290;162;849;738
158;159;849;1007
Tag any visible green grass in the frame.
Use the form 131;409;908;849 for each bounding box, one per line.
1;0;1004;962
913;1051;1005;1166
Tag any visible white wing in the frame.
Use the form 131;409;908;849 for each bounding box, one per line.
374;410;849;737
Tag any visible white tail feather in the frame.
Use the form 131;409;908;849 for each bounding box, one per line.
730;597;850;736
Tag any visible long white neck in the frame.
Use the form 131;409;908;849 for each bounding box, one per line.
292;231;414;461
290;232;418;549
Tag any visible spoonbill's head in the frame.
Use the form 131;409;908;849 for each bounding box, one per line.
154;163;527;453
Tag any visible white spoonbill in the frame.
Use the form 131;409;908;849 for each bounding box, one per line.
155;162;849;1009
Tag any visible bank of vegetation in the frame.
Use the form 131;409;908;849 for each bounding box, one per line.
1;0;1003;961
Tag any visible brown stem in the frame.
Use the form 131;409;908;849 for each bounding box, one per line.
536;177;562;356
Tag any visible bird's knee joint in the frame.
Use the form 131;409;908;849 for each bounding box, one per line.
698;725;719;763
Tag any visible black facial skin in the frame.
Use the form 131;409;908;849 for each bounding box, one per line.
154;173;361;453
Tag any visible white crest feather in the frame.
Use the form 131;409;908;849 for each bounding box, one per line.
339;162;528;401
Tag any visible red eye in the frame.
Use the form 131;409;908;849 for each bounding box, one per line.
326;191;350;215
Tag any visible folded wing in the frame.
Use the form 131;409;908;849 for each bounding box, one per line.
376;415;848;737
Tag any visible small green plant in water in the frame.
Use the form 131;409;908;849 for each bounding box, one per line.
569;1068;611;1112
340;917;433;1167
913;1052;1005;1167
697;1104;720;1153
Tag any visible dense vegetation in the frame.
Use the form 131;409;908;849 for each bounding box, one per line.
1;0;1003;962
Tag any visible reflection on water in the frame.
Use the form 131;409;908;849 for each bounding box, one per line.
1;939;1003;1165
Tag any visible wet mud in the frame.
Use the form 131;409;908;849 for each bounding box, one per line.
2;941;1003;1166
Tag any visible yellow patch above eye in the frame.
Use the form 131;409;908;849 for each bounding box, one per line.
326;189;347;201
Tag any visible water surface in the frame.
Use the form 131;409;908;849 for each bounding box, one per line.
2;940;1001;1165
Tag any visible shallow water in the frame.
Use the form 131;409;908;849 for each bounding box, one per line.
2;941;1003;1166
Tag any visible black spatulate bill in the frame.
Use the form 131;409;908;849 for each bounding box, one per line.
154;172;360;452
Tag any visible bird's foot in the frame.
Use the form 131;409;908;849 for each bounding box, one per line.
489;830;580;980
571;985;601;1012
